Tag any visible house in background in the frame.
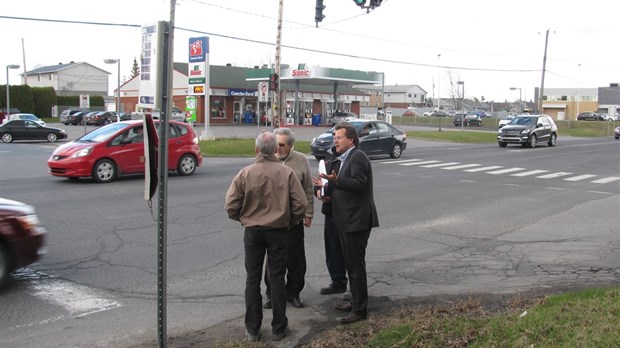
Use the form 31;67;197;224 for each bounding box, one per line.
21;62;110;97
355;84;428;109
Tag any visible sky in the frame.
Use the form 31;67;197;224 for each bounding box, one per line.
1;0;618;103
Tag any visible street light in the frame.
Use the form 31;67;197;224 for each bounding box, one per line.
457;81;464;130
509;87;522;114
104;59;121;122
5;64;20;118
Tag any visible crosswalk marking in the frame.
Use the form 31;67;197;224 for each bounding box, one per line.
401;160;441;166
564;174;597;182
537;172;573;179
442;164;481;170
591;177;620;184
380;159;423;164
487;167;526;175
421;162;461;168
511;170;549;177
465;165;503;172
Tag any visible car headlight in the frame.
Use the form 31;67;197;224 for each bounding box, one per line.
71;146;93;158
312;137;316;143
521;129;531;134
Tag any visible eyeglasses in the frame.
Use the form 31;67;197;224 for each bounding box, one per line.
277;143;287;147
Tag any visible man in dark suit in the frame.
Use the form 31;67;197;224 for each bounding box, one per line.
319;122;379;324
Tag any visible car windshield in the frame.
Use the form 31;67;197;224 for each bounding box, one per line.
77;123;130;142
328;121;366;133
510;117;536;125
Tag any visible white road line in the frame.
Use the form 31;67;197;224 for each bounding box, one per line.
487;167;526;175
591;177;620;184
588;191;614;195
421;162;461;168
442;164;481;170
564;174;597;181
465;165;503;172
380;158;423;164
401;160;441;166
537;172;573;179
511;170;549;177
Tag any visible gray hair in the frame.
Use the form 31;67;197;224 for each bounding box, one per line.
256;131;277;154
274;127;296;145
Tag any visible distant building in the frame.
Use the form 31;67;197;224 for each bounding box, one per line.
354;84;428;109
21;62;110;97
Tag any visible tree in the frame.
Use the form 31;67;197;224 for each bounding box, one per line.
447;70;465;110
131;57;140;78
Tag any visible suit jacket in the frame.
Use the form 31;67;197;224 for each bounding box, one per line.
330;147;379;233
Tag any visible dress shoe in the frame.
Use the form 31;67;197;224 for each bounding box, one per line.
320;283;347;295
272;325;288;341
246;330;262;342
334;302;352;312
262;298;272;309
288;296;304;308
340;313;367;325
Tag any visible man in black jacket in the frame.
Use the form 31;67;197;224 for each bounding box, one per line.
319;122;379;324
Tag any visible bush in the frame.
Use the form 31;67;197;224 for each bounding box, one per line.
32;87;57;117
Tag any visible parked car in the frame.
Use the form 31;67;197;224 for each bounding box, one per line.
0;120;68;143
497;115;558;148
0;198;47;286
424;110;450;117
311;120;407;160
171;106;187;122
6;113;47;127
82;111;99;125
85;111;113;126
577;111;603;121
48;120;202;183
108;112;133;122
614;125;620;140
498;115;515;128
469;110;490;118
453;113;482;127
60;109;87;125
402;110;417;116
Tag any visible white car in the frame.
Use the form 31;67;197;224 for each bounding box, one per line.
498;115;515;128
6;113;46;127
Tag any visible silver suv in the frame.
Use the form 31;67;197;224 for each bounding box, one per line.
497;114;558;148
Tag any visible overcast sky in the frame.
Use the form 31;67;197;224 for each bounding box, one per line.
2;0;618;103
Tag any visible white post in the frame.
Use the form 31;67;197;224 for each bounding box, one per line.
5;65;20;118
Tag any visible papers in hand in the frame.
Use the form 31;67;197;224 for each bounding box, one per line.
318;160;328;197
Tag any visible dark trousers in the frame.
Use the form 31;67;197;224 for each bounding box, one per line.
338;228;371;317
324;214;347;288
244;227;288;335
264;221;306;299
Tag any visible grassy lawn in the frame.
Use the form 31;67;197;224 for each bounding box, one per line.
199;137;311;157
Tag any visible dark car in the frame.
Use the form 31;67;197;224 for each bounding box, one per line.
453;113;482;127
614;126;620;140
67;111;88;125
48;120;202;183
310;120;407;160
86;111;113;126
0;198;47;286
577;112;603;121
108;112;133;122
497;114;558;148
60;109;87;125
0;120;68;143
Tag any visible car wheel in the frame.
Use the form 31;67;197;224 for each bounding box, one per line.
528;134;537;148
498;142;507;148
390;143;402;158
46;133;58;143
548;133;557;147
177;154;197;176
1;133;13;143
93;159;116;183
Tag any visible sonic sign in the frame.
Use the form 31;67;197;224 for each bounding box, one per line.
292;63;311;78
188;37;209;95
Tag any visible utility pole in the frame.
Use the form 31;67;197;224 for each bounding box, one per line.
538;29;550;114
273;0;284;129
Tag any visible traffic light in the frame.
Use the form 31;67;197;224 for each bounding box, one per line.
369;0;382;8
315;0;326;25
269;73;279;91
353;0;366;7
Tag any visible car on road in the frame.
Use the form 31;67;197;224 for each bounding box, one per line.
497;114;558;148
453;113;482;127
0;198;47;286
310;120;407;160
577;111;603;121
0;120;68;143
85;111;113;126
498;115;515;128
48;120;202;183
6;113;47;127
615;125;620;139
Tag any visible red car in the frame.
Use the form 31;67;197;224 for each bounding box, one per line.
0;198;47;286
48;120;202;183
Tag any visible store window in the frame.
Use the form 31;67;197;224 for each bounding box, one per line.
211;97;225;118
